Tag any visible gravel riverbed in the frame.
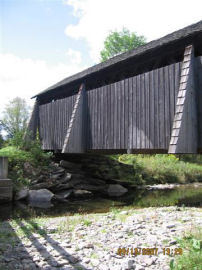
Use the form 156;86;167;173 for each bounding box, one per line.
0;206;202;270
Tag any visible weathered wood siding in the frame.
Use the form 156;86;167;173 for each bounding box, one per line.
38;61;183;151
39;94;76;150
36;56;202;153
196;56;202;150
86;62;181;150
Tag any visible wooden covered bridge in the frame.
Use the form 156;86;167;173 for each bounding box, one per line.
29;21;202;154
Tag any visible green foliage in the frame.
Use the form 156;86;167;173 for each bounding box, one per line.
170;259;175;270
0;142;52;191
6;130;27;149
0;97;52;190
0;143;51;168
172;228;202;270
0;146;32;163
192;238;202;250
0;124;4;148
82;219;92;227
178;154;202;165
118;154;202;184
100;27;146;61
0;97;30;139
57;215;94;233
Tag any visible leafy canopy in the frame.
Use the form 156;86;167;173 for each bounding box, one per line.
0;97;31;148
100;28;146;62
0;97;30;139
0;124;4;148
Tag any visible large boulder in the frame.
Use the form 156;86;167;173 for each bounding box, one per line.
54;189;73;201
15;189;29;201
60;173;72;183
73;189;93;198
31;182;51;190
50;168;65;180
107;184;128;197
60;160;82;171
28;189;54;202
55;178;82;191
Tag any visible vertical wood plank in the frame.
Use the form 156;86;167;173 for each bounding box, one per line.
136;75;141;148
140;73;145;148
114;82;117;149
164;65;170;148
128;77;133;149
159;67;165;148
154;69;159;148
132;76;137;148
100;86;104;149
149;70;155;149
120;80;125;148
111;83;115;149
124;78;129;149
145;72;150;148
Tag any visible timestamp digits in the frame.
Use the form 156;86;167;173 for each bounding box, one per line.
117;247;183;256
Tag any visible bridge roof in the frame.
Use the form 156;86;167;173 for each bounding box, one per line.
33;20;202;99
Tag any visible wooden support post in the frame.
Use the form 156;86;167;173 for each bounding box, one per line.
62;83;86;153
168;45;198;153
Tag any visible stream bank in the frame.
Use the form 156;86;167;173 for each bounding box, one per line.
0;206;201;270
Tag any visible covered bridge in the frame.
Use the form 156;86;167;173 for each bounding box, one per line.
29;21;202;154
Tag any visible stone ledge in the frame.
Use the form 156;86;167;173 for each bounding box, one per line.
0;179;13;203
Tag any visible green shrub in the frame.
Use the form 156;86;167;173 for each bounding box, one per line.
0;142;52;191
0;146;32;163
118;154;202;184
171;228;202;270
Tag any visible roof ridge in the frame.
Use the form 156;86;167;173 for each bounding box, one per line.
33;20;202;98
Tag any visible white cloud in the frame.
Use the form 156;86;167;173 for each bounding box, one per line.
64;0;202;62
65;48;82;65
0;53;86;115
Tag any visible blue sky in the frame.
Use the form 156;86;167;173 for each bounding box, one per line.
1;0;91;66
0;0;202;112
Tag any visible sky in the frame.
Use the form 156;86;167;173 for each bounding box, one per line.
0;0;202;114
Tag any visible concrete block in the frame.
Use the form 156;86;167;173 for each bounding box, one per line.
0;157;8;179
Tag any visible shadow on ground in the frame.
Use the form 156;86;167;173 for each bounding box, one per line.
0;216;89;270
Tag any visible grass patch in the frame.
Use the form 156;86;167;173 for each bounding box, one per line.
170;227;202;270
10;218;46;238
56;214;93;233
82;219;92;226
109;206;132;222
90;252;99;259
118;154;202;184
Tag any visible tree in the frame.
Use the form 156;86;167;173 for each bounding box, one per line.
0;97;30;146
100;28;146;62
0;124;4;148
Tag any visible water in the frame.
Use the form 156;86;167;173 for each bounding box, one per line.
0;184;202;221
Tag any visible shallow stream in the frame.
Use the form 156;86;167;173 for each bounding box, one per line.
0;183;202;221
